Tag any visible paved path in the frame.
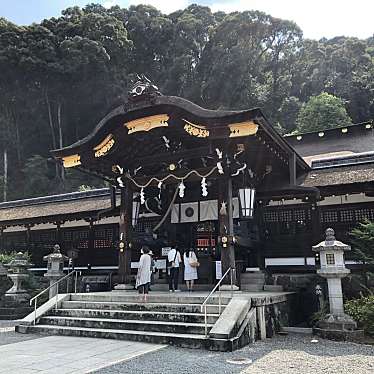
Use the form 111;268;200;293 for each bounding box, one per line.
0;335;165;374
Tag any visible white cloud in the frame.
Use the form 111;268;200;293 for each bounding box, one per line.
209;0;374;39
128;0;189;14
103;0;119;8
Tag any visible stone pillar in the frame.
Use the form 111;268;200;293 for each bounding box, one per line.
256;305;267;340
312;228;362;339
43;244;69;299
4;252;33;303
327;278;344;315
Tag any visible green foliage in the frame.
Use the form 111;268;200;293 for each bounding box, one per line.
296;93;352;133
350;220;374;266
345;295;374;335
0;5;373;200
0;251;32;264
309;305;329;326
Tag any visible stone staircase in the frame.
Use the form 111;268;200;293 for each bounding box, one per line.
16;293;233;350
0;300;32;320
241;271;284;292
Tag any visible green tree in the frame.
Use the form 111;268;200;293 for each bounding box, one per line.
295;92;352;133
350;220;374;266
350;220;374;288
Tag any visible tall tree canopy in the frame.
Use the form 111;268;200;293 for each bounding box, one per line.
296;92;352;133
0;4;373;200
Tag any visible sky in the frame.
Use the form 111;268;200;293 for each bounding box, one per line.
0;0;373;40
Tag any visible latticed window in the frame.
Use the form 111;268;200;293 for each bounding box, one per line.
73;230;89;240
340;210;355;222
94;239;112;248
40;231;56;242
134;218;158;233
293;210;306;222
278;210;293;222
322;211;338;223
263;211;278;222
326;253;335;265
63;231;72;241
263;207;311;223
355;208;374;221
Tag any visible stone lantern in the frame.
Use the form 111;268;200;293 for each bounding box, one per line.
4;252;33;303
43;244;69;299
0;261;7;276
312;228;362;340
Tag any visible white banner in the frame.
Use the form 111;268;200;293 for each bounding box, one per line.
171;198;239;223
161;247;172;256
215;261;222;280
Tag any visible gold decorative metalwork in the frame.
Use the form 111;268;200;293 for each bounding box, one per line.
228;121;258;138
125;114;169;134
94;134;115;158
62;154;81;168
183;119;210;138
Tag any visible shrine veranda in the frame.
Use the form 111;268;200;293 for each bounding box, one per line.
1;82;373;296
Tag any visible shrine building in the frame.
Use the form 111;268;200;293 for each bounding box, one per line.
1;78;373;289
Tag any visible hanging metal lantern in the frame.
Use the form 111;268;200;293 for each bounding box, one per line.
238;187;255;218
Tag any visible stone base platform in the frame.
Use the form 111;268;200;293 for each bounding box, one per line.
313;327;365;342
16;290;295;351
0;299;32;320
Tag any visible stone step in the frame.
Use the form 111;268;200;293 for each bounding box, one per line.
39;316;213;335
0;307;32;314
0;306;32;320
263;285;284;292
53;308;220;324
241;273;265;281
69;293;231;305
241;278;265;285
241;284;264;292
16;324;209;349
61;301;225;314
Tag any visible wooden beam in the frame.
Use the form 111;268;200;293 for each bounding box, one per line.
118;181;133;286
125;146;212;168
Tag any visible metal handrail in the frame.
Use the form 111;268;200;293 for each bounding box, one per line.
29;270;81;325
200;267;235;337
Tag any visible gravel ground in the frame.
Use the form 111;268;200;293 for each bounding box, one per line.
95;334;374;374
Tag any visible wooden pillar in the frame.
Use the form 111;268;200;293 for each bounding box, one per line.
55;221;62;246
0;227;4;250
255;205;266;270
218;177;236;284
88;219;95;264
25;224;32;250
118;181;133;285
311;201;321;245
289;153;296;185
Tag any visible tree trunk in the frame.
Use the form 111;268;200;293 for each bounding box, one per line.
57;101;65;183
45;90;59;179
3;147;7;202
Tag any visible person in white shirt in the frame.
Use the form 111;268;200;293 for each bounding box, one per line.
167;245;182;292
184;249;199;292
136;246;152;302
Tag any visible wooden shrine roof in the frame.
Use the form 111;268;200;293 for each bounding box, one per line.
51;91;310;187
0;189;114;226
302;163;374;187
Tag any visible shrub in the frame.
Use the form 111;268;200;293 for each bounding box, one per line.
0;251;31;264
345;295;374;335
